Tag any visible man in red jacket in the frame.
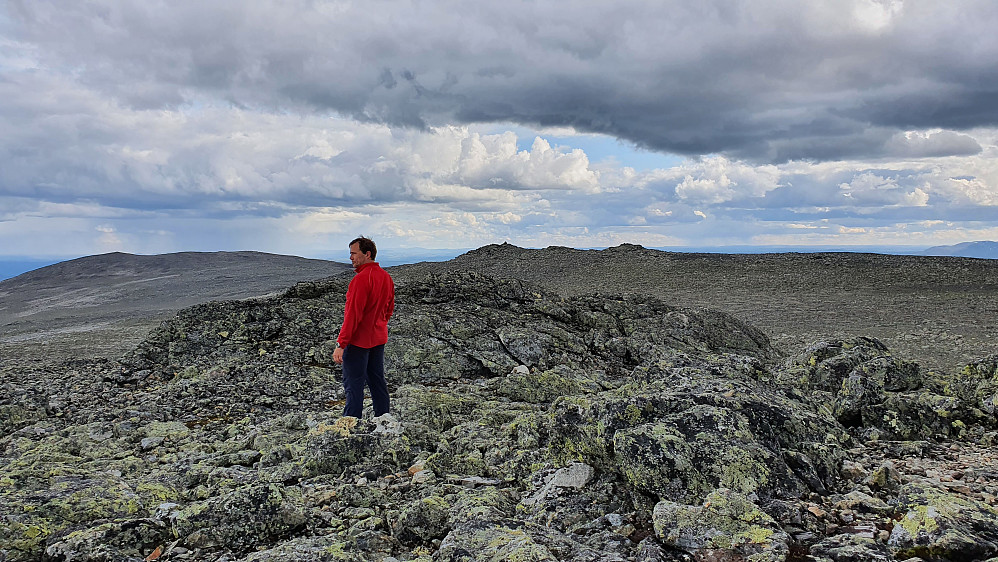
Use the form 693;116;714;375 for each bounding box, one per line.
332;236;395;418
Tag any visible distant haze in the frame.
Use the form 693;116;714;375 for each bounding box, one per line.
920;241;998;260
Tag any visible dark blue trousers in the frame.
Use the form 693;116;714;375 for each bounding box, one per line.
342;344;390;418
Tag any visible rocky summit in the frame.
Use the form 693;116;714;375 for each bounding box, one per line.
2;271;998;561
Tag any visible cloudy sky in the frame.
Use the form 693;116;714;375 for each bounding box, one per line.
2;0;997;260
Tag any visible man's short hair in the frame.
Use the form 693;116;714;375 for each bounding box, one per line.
350;236;377;259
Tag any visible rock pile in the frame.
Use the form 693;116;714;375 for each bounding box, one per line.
2;272;998;561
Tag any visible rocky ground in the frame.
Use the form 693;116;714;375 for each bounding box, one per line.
393;243;998;376
2;270;998;561
0;251;349;365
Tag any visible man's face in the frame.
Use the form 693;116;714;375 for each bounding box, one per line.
349;242;372;268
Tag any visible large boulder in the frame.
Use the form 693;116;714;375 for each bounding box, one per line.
653;488;791;561
888;483;998;561
780;337;990;440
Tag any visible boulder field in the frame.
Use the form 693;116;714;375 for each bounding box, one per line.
2;272;997;561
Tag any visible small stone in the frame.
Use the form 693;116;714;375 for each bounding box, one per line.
459;476;500;488
845;524;876;538
807;505;827;518
373;413;403;435
408;460;426;475
945;483;972;495
411;470;434;485
864;460;902;491
549;462;594;489
141;436;165;450
616;524;635;537
878;530;890;542
841;460;865;481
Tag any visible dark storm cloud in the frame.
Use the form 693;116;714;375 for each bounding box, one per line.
8;0;997;163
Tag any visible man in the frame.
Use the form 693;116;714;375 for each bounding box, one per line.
332;236;395;418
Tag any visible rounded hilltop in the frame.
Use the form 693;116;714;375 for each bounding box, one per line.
392;243;998;375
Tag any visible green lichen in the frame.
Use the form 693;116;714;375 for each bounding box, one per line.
136;481;180;508
718;446;770;496
898;505;941;536
143;421;191;440
3;521;52;553
654;488;787;559
623;403;644;424
498;367;584;403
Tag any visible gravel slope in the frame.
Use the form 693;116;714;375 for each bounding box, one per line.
392;243;998;374
0;251;351;363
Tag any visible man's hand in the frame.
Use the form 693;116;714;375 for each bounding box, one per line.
333;345;344;364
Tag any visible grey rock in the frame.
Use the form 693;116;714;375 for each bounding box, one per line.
140;436;165;450
5;271;998;561
809;533;893;561
653;488;790;561
549;462;594;489
888;483;998;561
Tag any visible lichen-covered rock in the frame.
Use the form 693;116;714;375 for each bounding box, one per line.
653;488;791;561
5;272;998;561
43;519;169;562
297;413;414;480
171;483;307;551
235;535;363;561
888;483;998;560
549;377;845;505
780;337;989;441
436;519;559;562
394;495;452;545
783;337;894;393
954;355;998;418
809;533;893;561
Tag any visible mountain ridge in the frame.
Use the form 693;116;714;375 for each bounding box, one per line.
921;240;998;259
0;251;352;362
2;244;998;375
392;242;998;374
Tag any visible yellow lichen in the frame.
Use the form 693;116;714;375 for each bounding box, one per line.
308;416;360;437
899;505;940;535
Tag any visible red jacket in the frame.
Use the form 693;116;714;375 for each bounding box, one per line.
338;262;395;349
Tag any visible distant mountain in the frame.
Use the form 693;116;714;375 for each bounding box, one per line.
0;251;350;361
920;241;998;259
5;244;998;375
0;259;64;282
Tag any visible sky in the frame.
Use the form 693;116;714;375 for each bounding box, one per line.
2;0;998;261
